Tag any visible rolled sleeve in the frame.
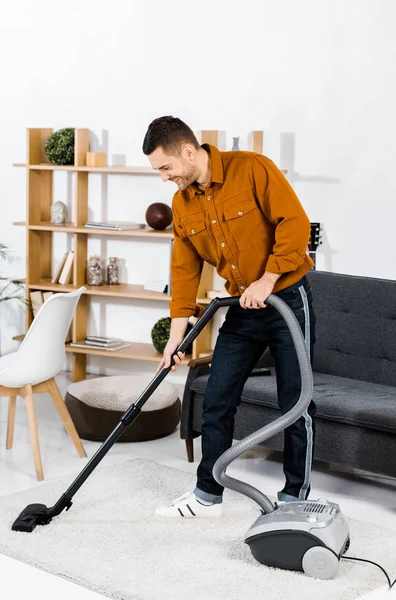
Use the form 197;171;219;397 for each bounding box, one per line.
169;218;204;319
252;155;311;274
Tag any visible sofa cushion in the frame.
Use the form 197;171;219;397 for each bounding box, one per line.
307;271;396;387
190;372;396;435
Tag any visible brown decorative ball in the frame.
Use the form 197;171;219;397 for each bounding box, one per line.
145;203;173;230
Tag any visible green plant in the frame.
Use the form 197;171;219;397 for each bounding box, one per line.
151;317;193;355
0;244;28;306
45;128;75;165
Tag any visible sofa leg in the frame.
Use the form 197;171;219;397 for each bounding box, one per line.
185;439;194;462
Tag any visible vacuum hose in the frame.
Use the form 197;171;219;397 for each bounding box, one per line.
212;293;314;514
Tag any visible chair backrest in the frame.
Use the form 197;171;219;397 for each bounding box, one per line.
307;271;396;387
1;287;85;387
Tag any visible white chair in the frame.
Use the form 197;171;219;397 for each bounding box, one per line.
1;287;87;481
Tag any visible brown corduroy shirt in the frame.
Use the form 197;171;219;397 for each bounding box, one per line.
170;144;314;318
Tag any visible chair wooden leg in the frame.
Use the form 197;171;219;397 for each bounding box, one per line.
186;439;194;463
46;378;87;458
21;385;44;481
6;396;17;449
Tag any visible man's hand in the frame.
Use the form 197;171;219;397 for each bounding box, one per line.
155;317;189;374
156;338;185;373
240;272;281;309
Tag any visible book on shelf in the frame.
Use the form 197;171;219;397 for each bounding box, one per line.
84;336;125;348
85;335;123;344
58;251;74;285
143;280;168;293
83;221;146;231
31;290;71;341
30;290;43;317
42;291;54;302
51;251;68;284
70;340;131;352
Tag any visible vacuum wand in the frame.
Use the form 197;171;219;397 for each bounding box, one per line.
11;295;241;533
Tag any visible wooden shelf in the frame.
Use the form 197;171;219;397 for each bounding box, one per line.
13;221;173;238
65;340;191;363
13;163;157;175
12;335;191;364
28;281;170;300
27;280;212;304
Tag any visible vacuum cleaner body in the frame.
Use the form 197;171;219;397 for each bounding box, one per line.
244;499;350;579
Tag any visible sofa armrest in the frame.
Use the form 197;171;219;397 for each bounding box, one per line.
187;354;213;368
180;361;211;441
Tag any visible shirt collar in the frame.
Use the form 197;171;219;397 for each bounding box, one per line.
188;144;224;198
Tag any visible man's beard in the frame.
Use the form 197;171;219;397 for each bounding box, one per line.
173;162;200;191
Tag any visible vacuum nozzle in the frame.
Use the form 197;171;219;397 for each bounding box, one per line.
12;503;53;533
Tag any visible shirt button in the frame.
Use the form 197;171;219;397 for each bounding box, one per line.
238;211;243;216
231;264;236;269
207;195;212;201
240;286;245;290
191;229;195;234
221;242;225;247
212;219;216;224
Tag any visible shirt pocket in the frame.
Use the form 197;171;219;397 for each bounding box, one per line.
223;194;270;251
180;217;217;263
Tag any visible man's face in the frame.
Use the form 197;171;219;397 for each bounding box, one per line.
148;144;199;191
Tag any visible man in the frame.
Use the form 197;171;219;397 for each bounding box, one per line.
142;116;316;518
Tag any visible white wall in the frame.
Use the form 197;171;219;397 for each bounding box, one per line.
1;0;395;377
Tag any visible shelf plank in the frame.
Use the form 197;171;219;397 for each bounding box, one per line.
13;163;157;174
27;280;212;304
28;281;171;300
13;221;173;238
65;340;191;363
13;335;191;363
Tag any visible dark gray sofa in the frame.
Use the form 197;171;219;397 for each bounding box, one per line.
180;271;396;477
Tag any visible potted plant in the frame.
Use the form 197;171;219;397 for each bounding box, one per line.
0;243;27;306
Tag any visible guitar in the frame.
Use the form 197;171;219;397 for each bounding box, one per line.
308;222;322;269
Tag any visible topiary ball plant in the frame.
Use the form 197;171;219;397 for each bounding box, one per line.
151;317;193;356
45;128;75;165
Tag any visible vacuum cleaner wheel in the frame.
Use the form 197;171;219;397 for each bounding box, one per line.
302;546;340;579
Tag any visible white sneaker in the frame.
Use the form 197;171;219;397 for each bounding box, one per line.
155;492;223;518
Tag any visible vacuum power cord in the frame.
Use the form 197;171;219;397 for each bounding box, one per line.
342;555;393;589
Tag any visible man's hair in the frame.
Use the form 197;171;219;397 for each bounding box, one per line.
142;116;200;156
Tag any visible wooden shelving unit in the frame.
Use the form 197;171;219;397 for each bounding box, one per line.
14;128;236;381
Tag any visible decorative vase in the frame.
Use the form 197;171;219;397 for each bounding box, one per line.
87;255;103;286
232;137;240;150
107;257;120;285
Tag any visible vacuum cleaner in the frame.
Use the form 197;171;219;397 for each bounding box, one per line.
11;293;349;579
212;293;350;580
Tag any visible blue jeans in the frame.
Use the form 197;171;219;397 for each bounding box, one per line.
194;276;316;505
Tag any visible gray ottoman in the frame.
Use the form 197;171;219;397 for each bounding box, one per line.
65;375;180;442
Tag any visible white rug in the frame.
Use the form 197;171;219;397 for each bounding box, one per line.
0;458;395;600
